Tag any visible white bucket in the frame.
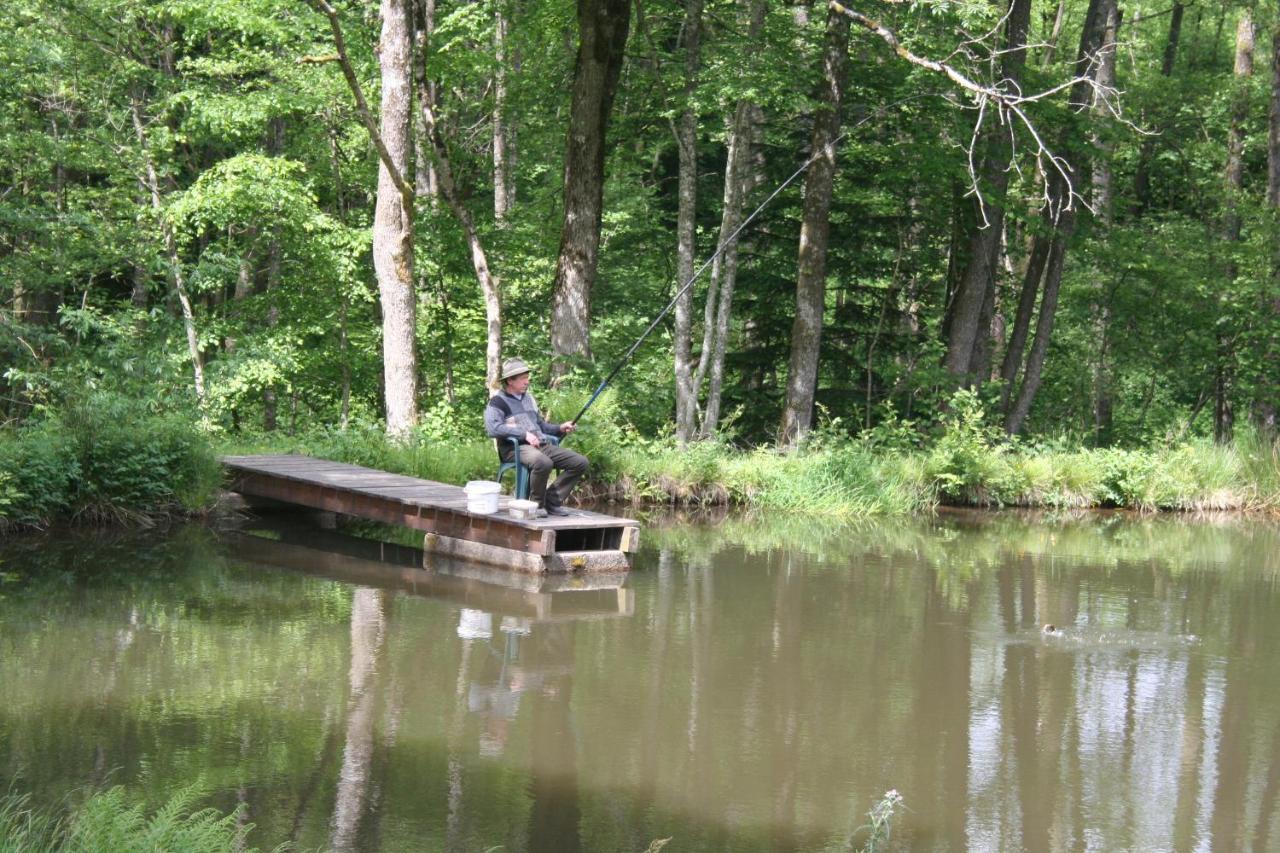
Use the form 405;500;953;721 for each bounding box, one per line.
463;480;501;514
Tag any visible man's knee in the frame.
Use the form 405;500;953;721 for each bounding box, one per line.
527;453;553;474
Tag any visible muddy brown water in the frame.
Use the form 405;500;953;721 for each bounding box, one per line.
2;510;1279;851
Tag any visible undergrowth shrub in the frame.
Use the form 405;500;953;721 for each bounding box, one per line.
924;389;1017;505
213;385;1276;518
0;425;78;527
61;398;221;522
0;395;220;531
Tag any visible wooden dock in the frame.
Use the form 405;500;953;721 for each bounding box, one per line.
222;454;640;573
233;523;634;621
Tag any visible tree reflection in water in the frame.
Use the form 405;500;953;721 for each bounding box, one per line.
3;514;1280;850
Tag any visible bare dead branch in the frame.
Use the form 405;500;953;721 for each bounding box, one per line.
829;1;1140;222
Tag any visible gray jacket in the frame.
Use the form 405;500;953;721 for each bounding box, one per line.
484;390;563;445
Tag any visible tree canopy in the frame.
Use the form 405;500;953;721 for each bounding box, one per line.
2;0;1277;448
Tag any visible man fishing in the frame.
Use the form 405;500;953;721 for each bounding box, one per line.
484;358;588;518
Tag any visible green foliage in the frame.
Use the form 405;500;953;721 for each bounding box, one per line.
0;785;281;853
63;397;222;521
0;395;220;530
924;389;1015;503
1239;428;1280;510
0;425;78;528
0;0;1276;515
0;791;60;853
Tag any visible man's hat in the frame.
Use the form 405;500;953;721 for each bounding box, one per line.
500;357;532;381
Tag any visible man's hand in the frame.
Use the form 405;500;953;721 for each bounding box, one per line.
524;430;542;448
560;421;576;435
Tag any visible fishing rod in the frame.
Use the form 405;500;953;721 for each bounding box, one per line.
569;97;927;427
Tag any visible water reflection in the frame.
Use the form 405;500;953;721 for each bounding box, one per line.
236;521;629;851
2;513;1280;850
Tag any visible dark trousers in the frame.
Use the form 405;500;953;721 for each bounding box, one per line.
508;444;589;506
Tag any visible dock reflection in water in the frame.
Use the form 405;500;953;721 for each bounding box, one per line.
235;521;628;852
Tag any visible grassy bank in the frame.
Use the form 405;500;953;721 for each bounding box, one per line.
222;421;1280;518
4;390;1279;531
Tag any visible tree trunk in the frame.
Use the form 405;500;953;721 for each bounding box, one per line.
1090;3;1120;443
1219;10;1255;443
1224;11;1253;251
700;95;764;438
414;0;503;389
340;298;351;428
673;0;703;444
1091;6;1119;218
779;4;849;447
326;120;354;428
130;95;206;413
942;0;1032;384
329;588;387;852
694;0;766;438
1041;0;1067;67
130;260;148;309
263;117;285;432
1004;0;1115;435
373;0;417;438
416;0;440;206
493;0;513;223
999;233;1049;413
1132;2;1182;214
549;0;631;381
1260;23;1280;434
1006;232;1070;434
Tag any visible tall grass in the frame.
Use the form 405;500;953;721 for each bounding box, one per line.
1239;428;1280;510
218;419;1280;519
221;421;497;486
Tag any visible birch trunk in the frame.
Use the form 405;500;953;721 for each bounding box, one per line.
1261;24;1280;433
329;588;386;852
779;4;849;446
700;101;762;437
1090;2;1119;442
373;0;417;438
493;0;512;223
263;117;285;432
699;0;766;438
130;95;206;412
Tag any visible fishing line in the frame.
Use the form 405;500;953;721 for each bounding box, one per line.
570;94;933;426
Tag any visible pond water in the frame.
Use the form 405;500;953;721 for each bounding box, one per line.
3;510;1280;851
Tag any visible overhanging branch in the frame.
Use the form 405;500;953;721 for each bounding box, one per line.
830;0;1136;221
